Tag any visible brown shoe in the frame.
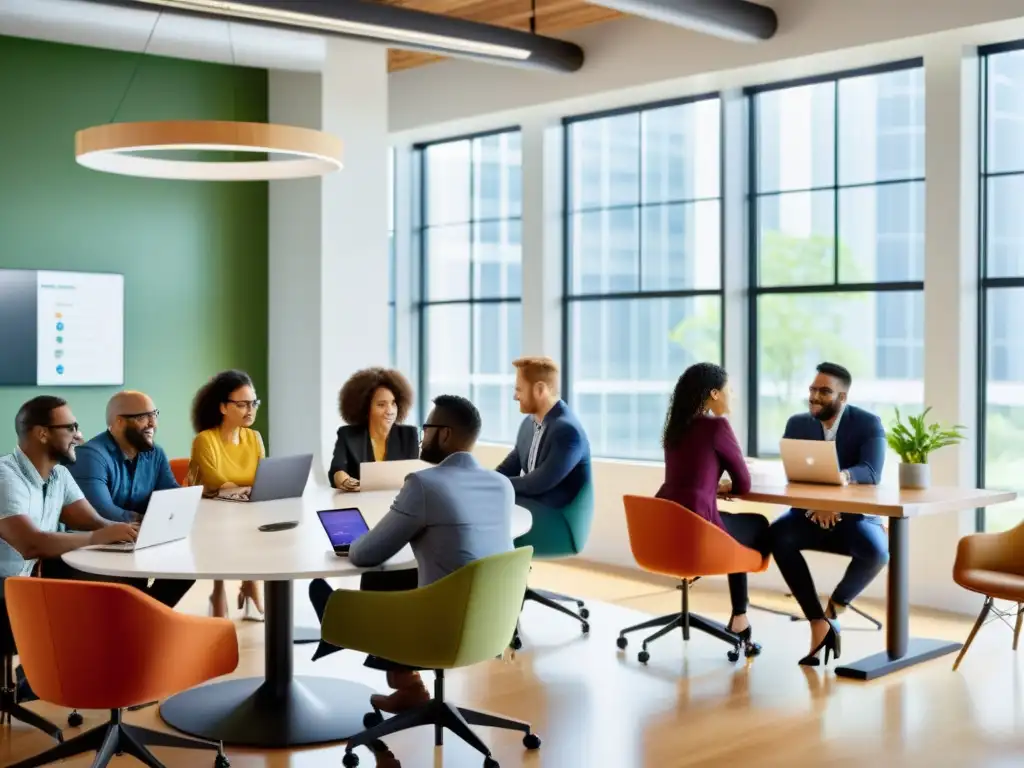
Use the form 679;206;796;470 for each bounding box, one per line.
370;670;430;714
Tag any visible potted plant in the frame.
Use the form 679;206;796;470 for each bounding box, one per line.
886;407;966;490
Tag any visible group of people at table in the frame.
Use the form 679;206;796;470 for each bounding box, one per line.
0;354;889;716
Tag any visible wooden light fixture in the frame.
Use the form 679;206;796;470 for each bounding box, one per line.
75;120;343;181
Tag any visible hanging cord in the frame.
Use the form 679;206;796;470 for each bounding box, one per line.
109;9;163;123
530;0;537;34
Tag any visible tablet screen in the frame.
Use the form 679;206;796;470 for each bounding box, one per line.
317;508;369;549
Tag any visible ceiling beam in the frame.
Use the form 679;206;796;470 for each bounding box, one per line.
586;0;777;42
89;0;585;72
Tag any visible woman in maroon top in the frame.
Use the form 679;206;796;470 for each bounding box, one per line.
656;362;770;652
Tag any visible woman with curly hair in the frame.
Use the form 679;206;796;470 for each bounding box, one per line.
186;369;266;620
328;367;418;491
656;362;769;656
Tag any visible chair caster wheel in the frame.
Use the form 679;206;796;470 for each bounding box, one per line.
727;648;741;663
67;710;83;728
343;751;360;767
214;754;231;768
616;636;628;649
579;607;590;619
363;710;384;728
744;642;762;658
638;650;650;664
510;635;523;651
484;757;500;768
581;622;590;635
523;732;542;749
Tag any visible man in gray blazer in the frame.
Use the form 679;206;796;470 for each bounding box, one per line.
309;394;514;713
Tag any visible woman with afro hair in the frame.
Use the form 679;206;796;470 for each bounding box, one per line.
328;367;419;491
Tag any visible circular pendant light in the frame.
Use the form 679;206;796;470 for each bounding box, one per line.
75;120;343;181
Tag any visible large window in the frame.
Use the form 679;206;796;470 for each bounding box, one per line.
563;97;723;461
979;44;1024;531
416;130;522;442
748;62;926;480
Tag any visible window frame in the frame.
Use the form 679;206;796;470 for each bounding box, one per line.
745;58;927;457
413;126;523;433
560;92;727;461
975;40;1024;531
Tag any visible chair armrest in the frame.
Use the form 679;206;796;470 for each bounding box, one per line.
322;582;463;670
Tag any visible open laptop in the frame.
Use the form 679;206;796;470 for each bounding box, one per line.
220;454;313;502
90;485;203;552
358;459;429;492
779;438;845;485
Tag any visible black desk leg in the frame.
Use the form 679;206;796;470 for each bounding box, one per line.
835;517;962;681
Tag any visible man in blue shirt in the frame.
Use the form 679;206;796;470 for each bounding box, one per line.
57;391;193;608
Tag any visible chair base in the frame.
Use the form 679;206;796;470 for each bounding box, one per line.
342;670;540;767
7;708;229;768
750;593;883;631
617;580;750;664
1;654;62;743
952;597;1024;671
511;588;590;650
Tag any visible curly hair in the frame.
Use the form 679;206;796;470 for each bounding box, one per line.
662;362;728;450
339;368;414;426
191;370;254;434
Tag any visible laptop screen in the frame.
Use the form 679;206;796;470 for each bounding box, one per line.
316;508;369;548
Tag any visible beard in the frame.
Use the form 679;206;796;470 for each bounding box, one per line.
51;442;76;465
125;426;155;453
812;400;841;422
419;435;447;465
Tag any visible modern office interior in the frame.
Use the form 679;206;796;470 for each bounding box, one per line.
3;0;1024;766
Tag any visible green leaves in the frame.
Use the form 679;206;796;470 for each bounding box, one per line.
886;406;965;464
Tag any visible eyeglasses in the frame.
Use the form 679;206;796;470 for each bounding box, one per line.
808;386;835;397
419;423;448;439
47;422;80;435
120;410;159;423
227;399;261;411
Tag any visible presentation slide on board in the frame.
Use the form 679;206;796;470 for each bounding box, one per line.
0;270;124;387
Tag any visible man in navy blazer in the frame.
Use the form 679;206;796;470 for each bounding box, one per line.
497;356;591;510
769;362;890;659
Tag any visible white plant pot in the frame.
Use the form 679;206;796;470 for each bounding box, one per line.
899;462;930;490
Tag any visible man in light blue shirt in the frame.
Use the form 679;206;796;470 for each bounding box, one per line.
0;396;138;700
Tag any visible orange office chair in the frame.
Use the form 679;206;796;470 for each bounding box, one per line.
169;457;189;486
4;578;238;768
619;496;770;664
951;520;1024;671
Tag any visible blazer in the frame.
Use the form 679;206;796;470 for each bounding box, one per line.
656;416;750;531
783;404;886;515
328;424;419;487
348;452;514;586
496;400;591;509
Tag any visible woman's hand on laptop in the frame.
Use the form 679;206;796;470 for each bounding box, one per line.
340;477;360;493
89;522;139;546
218;487;252;501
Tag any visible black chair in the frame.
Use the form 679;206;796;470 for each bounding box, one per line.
1;648;63;743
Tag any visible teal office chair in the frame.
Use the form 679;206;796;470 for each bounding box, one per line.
511;478;594;648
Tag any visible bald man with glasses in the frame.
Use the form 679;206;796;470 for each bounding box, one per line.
55;391;194;608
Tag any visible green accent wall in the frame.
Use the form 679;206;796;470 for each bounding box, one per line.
0;35;268;458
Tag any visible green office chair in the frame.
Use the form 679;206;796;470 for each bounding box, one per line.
511;478;595;648
321;547;541;768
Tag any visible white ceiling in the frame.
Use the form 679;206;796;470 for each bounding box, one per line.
0;0;331;71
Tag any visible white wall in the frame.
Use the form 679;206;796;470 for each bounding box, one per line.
379;4;1024;616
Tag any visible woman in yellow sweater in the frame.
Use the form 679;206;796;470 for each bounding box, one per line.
186;369;266;620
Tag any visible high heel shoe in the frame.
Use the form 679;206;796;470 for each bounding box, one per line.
799;618;841;667
238;585;265;622
727;615;762;658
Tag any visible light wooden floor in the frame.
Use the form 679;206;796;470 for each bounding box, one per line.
2;563;1024;767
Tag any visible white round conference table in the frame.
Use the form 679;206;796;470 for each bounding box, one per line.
63;485;533;749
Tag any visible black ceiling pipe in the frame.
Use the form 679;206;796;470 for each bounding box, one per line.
588;0;777;42
83;0;585;72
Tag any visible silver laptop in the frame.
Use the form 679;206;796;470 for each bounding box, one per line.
358;459;429;492
91;485;203;552
220;453;313;502
779;438;845;485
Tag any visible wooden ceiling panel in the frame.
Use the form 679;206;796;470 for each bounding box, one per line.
382;0;622;71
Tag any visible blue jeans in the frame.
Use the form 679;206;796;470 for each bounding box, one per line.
769;509;889;621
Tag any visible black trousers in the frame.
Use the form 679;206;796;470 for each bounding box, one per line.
310;569;419;672
0;598;14;656
41;557;194;609
719;512;771;616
